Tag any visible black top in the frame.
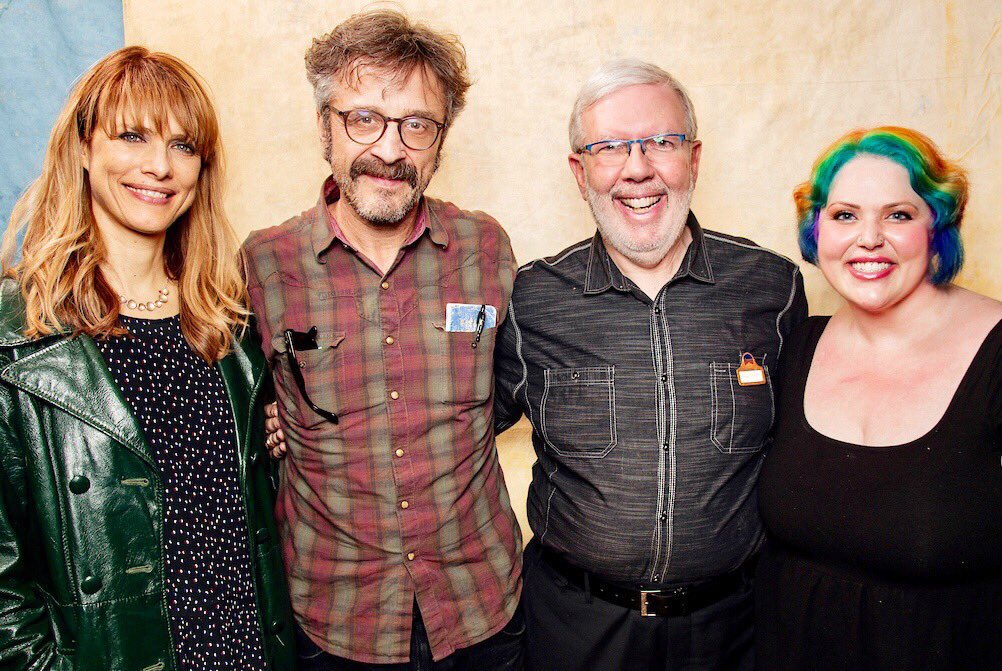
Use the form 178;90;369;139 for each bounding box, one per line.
495;214;808;584
756;316;1002;671
760;316;1002;582
97;315;267;671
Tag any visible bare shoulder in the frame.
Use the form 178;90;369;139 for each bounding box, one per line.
945;286;1002;341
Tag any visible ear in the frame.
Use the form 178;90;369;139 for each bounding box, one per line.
81;139;92;173
568;153;588;200
316;109;328;141
688;140;703;186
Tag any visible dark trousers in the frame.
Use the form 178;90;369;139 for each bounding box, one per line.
295;601;524;671
522;538;754;671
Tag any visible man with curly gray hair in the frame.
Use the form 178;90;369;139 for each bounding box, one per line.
245;11;524;670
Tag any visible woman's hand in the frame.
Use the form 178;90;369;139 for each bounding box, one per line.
264;402;288;459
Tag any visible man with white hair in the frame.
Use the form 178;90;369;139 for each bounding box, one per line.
494;60;807;669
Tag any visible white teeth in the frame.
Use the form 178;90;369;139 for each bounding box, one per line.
126;185;170;200
851;261;891;273
620;195;661;211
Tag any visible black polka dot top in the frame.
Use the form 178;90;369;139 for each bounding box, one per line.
97;315;268;671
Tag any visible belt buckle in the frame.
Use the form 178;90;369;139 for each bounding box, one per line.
639;589;659;617
639;587;687;617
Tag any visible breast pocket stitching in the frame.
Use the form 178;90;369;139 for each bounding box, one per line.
540;366;618;459
709;362;774;454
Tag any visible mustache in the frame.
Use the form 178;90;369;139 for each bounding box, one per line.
350;157;418;188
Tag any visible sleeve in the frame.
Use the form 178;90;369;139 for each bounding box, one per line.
494;293;526;435
0;383;68;670
991;332;1002;451
774;266;809;384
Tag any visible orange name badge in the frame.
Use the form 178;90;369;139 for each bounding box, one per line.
736;352;767;386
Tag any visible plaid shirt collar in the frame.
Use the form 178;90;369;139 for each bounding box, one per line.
583;210;715;295
310;176;449;263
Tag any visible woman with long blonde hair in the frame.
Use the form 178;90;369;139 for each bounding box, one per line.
0;46;295;670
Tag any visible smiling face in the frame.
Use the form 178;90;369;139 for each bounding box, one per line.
817;154;935;313
569;83;701;269
320;65;446;228
83;114;201;241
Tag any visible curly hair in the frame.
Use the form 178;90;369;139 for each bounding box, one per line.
794;126;969;285
305;9;471;129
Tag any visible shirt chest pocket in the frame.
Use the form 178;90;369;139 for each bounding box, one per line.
540;366;618;458
272;329;373;429
709;361;774;454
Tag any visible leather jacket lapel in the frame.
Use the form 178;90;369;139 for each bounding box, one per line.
216;338;266;464
0;334;153;466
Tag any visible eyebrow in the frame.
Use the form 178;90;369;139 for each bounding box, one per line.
351;105;441;120
826;201;919;209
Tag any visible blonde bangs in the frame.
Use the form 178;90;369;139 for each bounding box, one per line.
2;46;247;362
89;54;219;161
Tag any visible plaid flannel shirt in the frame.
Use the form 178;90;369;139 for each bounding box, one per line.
242;178;522;663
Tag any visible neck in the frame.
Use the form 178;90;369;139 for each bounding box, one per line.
605;226;693;300
97;220;174;315
332;198;420;275
835;280;952;349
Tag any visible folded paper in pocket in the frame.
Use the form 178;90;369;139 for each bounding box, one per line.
445;303;497;332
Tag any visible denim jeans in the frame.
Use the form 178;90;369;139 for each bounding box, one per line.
295;602;524;671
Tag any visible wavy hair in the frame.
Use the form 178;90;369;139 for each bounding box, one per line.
305;9;471;131
1;46;247;361
794;126;969;285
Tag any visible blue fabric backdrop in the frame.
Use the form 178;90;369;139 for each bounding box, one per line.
0;0;124;235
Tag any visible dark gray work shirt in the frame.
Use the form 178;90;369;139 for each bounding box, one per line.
495;214;807;585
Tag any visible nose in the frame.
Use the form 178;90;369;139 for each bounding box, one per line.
856;216;886;248
619;141;655;181
369;121;407;164
141;140;172;180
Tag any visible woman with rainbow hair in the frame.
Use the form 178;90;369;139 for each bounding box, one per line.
755;127;1002;670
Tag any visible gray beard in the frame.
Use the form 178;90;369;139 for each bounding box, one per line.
587;185;694;268
322;120;439;226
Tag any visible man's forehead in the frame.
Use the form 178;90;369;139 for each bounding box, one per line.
333;63;446;114
582;83;686;137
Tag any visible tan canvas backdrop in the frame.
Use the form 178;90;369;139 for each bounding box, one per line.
125;0;1000;536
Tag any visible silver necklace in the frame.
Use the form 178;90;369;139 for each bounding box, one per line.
120;285;170;312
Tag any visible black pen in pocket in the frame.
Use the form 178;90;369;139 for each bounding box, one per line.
472;304;487;349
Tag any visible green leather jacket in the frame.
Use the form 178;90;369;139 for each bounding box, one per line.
0;280;296;671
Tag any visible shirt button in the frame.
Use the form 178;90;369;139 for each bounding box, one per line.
69;475;90;495
81;575;102;595
400;501;409;509
395;449;404;457
381;281;390;290
407;552;416;561
660;511;668;521
653;306;661;314
249;452;260;466
389;390;400;400
660;374;668;383
385;336;395;345
662;443;669;452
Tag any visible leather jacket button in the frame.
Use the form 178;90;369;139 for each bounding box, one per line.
269;619;285;634
255;528;269;543
69;475;90;494
81;575;102;594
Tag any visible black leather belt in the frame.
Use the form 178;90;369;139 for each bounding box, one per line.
539;546;753;617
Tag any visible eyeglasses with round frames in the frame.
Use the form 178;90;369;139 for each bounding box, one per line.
330;107;445;151
576;133;689;166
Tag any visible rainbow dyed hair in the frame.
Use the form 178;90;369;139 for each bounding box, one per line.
794;127;969;285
